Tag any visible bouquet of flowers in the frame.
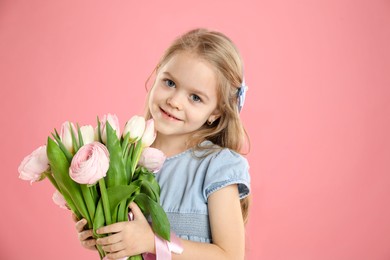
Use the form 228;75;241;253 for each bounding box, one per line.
18;114;170;260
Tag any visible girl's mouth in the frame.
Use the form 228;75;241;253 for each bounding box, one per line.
160;108;181;121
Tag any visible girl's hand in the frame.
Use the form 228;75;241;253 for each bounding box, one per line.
96;202;155;259
72;213;97;251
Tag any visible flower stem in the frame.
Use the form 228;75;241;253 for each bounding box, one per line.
81;184;95;228
96;244;105;259
98;179;112;225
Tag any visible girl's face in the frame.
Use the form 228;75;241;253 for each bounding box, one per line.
148;51;220;142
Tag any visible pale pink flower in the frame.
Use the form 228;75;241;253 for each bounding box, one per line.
141;119;156;147
60;121;77;153
69;142;110;185
80;125;95;144
18;145;50;184
123;115;145;142
99;114;120;144
52;190;68;209
138;147;166;173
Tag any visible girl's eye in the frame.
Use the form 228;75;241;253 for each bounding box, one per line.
190;94;201;102
164;79;176;88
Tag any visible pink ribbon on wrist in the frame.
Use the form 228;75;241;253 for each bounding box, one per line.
128;211;183;259
143;232;183;260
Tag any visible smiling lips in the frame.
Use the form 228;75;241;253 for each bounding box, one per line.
160;107;181;121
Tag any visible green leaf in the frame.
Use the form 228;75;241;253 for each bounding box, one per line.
81;184;96;222
98;178;112;225
97;116;103;143
134;193;170;241
93;199;106;237
138;168;160;195
105;122;126;188
130;141;143;175
46;137;91;225
106;181;141;213
51;131;73;163
77;123;84;148
121;132;130;155
69;122;79;152
125;143;135;182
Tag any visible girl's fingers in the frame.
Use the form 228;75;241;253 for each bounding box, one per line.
128;202;144;221
82;238;97;248
96;232;122;246
101;241;126;253
96;222;126;235
71;212;79;222
75;219;87;232
105;250;128;260
78;229;94;241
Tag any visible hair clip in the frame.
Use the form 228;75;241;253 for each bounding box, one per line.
237;77;248;112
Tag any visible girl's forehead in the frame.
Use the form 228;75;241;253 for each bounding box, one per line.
159;52;214;75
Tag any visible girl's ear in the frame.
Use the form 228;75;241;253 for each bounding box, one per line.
207;109;221;124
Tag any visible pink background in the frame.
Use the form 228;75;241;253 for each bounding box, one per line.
1;0;389;259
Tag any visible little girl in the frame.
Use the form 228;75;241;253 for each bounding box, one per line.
75;28;251;259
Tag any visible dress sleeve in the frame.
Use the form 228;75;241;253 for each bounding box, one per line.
203;148;250;200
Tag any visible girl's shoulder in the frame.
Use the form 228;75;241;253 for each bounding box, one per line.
198;141;251;200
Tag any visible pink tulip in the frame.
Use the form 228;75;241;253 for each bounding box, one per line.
60;121;77;153
141;119;156;147
80;125;95;144
138;147;166;173
69;142;110;185
123;115;146;142
52;190;68;209
18;145;50;184
99;114;120;144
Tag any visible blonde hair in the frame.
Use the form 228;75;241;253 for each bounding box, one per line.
145;28;251;223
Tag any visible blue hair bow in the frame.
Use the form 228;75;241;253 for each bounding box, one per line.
237;77;248;112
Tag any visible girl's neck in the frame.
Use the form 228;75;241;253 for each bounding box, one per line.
152;133;192;157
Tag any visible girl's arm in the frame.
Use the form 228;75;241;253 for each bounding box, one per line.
173;184;245;260
96;184;245;260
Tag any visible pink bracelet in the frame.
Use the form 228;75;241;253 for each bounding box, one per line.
143;232;183;260
128;212;183;259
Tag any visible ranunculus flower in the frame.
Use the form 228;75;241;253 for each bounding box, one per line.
60;121;77;153
141;119;156;147
123;115;146;142
80;125;95;145
52;190;68;209
138;147;166;173
18;145;50;184
69;142;110;185
99;114;120;144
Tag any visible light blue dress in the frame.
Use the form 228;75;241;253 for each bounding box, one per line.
154;141;251;243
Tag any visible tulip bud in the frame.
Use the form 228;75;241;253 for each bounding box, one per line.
141;119;156;147
60;121;77;153
80;125;95;145
100;114;120;144
123;115;146;142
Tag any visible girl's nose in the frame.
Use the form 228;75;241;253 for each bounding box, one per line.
167;94;182;110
